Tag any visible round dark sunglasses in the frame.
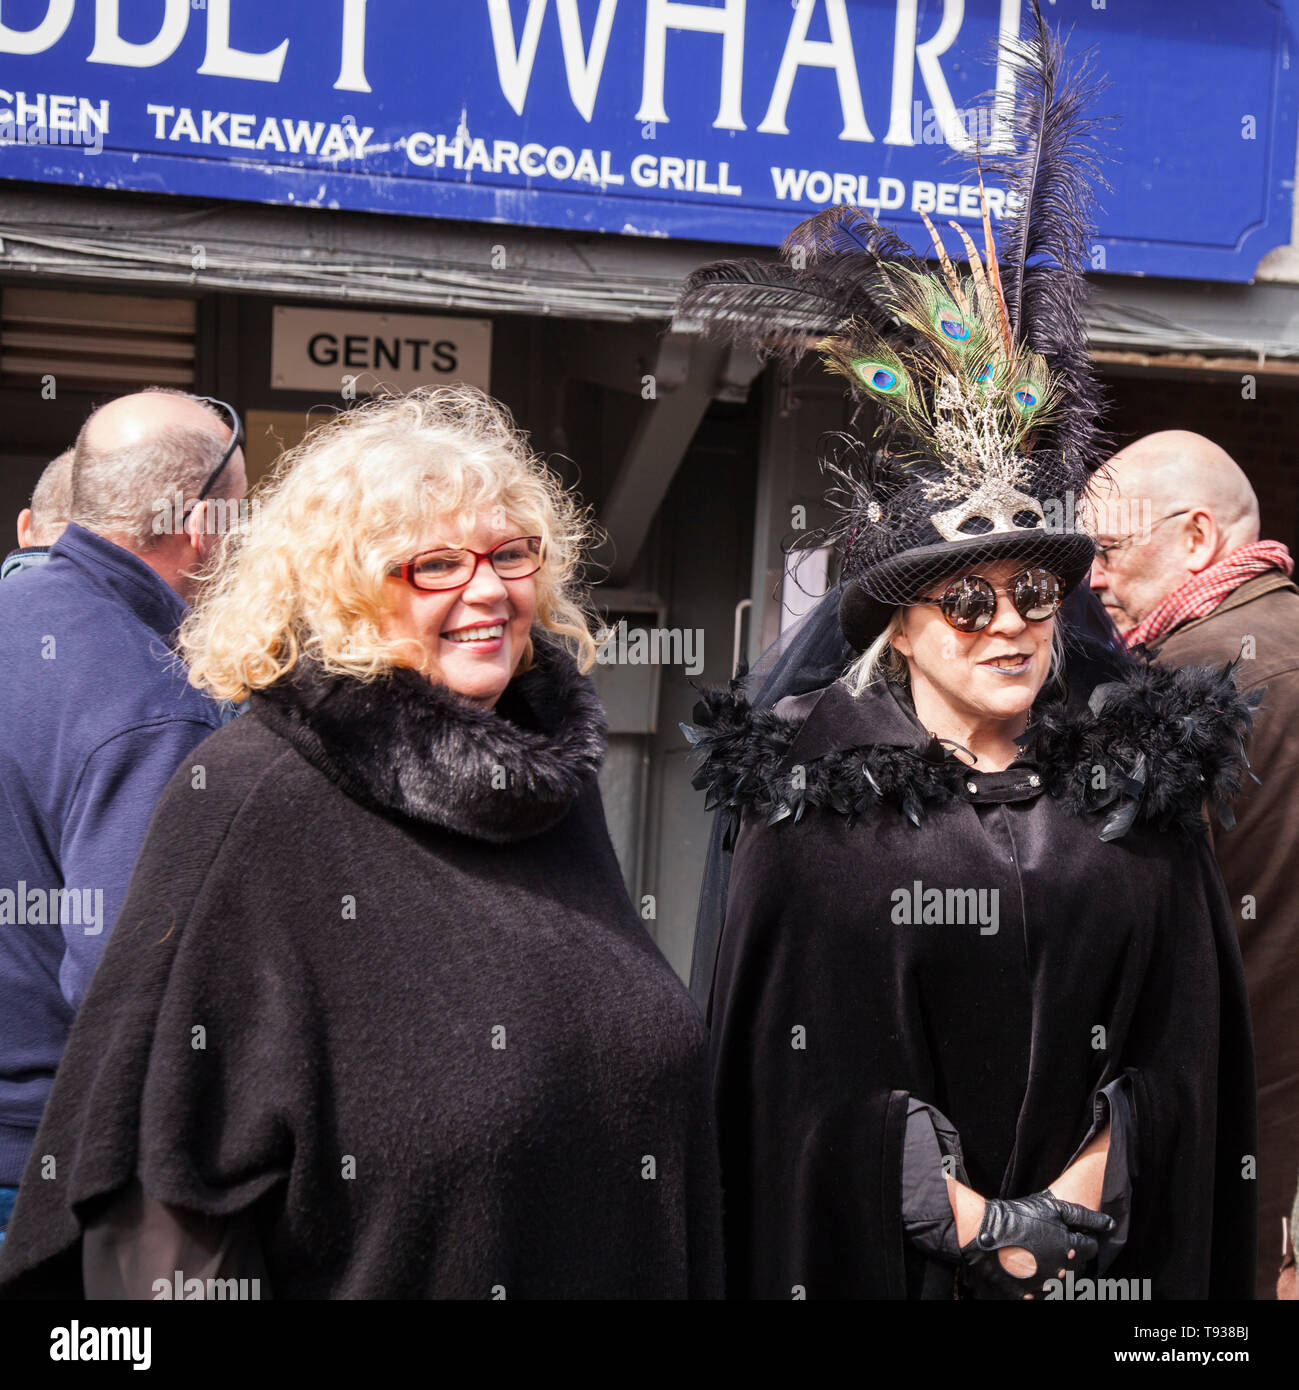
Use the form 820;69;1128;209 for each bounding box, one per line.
919;567;1064;633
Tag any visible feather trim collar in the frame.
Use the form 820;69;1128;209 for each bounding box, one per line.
251;635;606;843
682;659;1261;844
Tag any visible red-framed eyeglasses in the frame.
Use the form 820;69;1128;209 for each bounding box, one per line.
390;536;544;592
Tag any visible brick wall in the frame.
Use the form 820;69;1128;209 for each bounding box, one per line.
1102;370;1299;553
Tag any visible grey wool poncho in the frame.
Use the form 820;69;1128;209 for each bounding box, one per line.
0;637;723;1299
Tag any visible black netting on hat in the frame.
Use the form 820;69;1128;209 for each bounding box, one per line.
822;431;1094;610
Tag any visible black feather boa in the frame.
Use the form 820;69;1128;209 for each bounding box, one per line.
682;659;1262;844
251;634;606;843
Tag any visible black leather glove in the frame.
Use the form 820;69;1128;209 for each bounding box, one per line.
959;1190;1115;1299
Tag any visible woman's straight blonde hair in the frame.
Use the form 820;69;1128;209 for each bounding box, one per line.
179;386;597;702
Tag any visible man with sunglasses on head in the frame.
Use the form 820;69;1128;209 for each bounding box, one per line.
1089;430;1299;1300
0;387;246;1237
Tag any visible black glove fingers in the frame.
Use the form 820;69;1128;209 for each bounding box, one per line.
1067;1230;1100;1263
1049;1198;1114;1234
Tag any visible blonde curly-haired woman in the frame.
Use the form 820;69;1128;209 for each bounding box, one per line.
0;387;722;1300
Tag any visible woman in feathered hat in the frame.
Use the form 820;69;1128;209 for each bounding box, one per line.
678;5;1257;1300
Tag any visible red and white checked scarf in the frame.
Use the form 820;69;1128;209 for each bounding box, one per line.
1123;541;1294;649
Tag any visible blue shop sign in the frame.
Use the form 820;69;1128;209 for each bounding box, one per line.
0;0;1295;283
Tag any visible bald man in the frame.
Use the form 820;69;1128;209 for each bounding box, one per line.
0;389;246;1221
1089;430;1299;1299
1;448;73;581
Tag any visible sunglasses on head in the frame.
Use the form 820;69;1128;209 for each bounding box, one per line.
919;566;1064;633
194;397;244;502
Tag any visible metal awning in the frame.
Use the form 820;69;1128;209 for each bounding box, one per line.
4;182;1299;359
0;182;691;321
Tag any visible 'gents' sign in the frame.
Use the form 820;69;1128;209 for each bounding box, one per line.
270;306;492;394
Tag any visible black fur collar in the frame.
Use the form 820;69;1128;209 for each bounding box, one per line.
683;659;1261;844
251;635;607;842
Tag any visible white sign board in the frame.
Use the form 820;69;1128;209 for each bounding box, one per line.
271;306;491;394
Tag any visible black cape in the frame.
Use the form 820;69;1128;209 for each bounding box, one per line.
683;652;1259;1299
0;639;723;1299
687;584;1128;1008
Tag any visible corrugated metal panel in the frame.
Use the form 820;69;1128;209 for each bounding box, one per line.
2;186;1299;357
0;223;678;323
0;286;195;388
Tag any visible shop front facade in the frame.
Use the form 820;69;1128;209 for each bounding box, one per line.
3;0;1298;976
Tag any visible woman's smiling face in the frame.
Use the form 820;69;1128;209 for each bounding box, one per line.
380;510;537;708
891;557;1056;732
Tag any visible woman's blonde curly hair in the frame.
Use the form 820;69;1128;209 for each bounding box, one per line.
179;385;598;702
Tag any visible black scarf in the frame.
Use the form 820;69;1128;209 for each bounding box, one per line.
251;635;607;843
683;657;1262;846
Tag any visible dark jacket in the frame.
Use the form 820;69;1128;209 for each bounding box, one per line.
0;638;723;1299
0;524;225;1186
1;548;51;581
1149;569;1299;1299
684;660;1258;1299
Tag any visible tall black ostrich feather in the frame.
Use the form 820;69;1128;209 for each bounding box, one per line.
984;0;1114;473
674;206;926;366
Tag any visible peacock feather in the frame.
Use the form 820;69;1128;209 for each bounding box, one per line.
671;0;1108;561
816;248;1059;477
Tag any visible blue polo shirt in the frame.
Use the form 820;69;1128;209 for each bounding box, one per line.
0;524;227;1183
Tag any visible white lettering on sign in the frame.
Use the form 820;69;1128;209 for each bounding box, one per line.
0;1;74;56
487;0;618;121
481;0;1015;151
884;0;1020;151
146;105;372;159
197;0;289;84
271;307;492;395
758;0;872;143
336;0;372;93
0;0;1019;157
636;0;747;131
7;0;370;93
768;165;1019;221
87;0;188;70
0;90;109;135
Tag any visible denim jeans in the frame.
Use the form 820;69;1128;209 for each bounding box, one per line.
0;1184;17;1244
